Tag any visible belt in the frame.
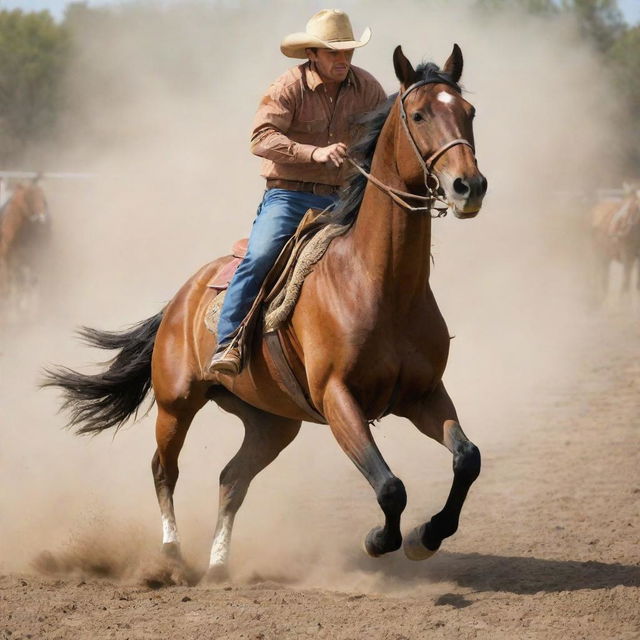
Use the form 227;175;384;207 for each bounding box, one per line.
266;179;339;197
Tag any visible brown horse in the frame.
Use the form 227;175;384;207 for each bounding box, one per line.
45;45;487;581
591;188;640;302
0;179;50;297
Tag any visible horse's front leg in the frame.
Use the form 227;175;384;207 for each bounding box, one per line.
401;381;481;560
323;380;407;557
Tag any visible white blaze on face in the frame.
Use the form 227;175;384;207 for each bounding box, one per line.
437;90;454;105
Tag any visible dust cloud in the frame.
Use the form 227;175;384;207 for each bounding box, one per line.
0;0;629;593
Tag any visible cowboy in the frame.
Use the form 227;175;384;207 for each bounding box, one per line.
209;9;387;374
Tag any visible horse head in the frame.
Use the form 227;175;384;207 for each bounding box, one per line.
392;45;487;218
21;178;49;224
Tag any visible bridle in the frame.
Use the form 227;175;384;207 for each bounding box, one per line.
347;76;475;218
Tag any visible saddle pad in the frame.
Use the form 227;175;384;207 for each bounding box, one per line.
204;207;351;337
204;289;227;335
263;222;349;332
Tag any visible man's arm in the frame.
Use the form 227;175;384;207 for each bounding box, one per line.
250;84;317;164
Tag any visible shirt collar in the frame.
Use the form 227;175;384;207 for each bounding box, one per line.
304;62;354;91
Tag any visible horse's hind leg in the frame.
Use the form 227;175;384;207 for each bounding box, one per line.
205;389;301;582
323;381;407;557
401;382;481;560
152;400;204;560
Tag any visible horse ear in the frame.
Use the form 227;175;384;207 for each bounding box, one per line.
443;43;463;83
393;45;418;88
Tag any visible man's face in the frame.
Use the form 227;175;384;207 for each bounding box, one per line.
307;48;354;83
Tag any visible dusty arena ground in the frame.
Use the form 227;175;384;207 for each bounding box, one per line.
1;311;639;640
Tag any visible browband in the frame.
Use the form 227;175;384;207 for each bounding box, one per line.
401;71;461;102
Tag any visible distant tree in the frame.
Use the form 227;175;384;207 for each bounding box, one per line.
473;0;625;49
473;0;558;15
0;10;71;165
607;25;640;166
561;0;625;52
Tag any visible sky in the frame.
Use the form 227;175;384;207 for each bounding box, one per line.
1;0;640;25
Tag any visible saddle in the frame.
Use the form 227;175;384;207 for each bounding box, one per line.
207;238;249;289
205;207;349;330
204;207;352;422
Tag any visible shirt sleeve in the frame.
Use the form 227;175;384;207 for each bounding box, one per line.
250;83;317;164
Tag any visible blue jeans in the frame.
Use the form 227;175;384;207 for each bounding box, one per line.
217;188;337;345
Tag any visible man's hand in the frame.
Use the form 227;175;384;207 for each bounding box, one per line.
312;143;347;168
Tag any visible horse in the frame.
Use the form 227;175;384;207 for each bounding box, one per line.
0;179;50;299
44;45;487;582
590;187;640;303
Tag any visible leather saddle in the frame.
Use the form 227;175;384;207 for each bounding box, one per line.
204;207;338;423
206;207;328;294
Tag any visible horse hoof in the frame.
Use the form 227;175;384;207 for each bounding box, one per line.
363;527;403;557
403;525;438;561
204;564;230;584
362;527;384;557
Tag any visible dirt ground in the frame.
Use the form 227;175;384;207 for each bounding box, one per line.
1;310;638;640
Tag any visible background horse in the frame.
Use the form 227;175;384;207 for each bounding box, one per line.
590;187;640;303
0;179;50;308
45;45;487;582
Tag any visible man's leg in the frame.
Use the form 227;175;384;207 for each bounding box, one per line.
210;189;335;374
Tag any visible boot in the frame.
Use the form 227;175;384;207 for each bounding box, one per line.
208;341;242;375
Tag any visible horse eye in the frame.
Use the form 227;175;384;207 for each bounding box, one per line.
412;112;423;122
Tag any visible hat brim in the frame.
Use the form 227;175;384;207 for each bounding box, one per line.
280;27;371;59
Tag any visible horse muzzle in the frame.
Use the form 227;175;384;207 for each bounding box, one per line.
440;172;488;219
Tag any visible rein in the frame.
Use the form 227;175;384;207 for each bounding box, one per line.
347;77;475;218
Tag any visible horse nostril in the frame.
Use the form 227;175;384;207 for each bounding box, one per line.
480;176;488;195
453;178;469;196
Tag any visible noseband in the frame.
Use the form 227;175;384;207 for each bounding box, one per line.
348;76;475;217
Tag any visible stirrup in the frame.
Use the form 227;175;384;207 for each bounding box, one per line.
208;340;242;375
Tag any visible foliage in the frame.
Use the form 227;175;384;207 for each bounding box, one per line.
0;1;639;172
607;25;640;166
561;0;626;52
0;9;70;164
473;0;558;15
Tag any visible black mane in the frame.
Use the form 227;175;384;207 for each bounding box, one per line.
328;62;461;226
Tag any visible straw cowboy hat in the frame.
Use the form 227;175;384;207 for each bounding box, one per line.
280;9;372;59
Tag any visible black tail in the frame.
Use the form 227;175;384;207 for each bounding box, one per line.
42;311;164;435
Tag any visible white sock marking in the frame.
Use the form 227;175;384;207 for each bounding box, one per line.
162;515;179;544
209;514;234;567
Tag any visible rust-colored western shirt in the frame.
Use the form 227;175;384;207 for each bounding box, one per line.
251;62;387;187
